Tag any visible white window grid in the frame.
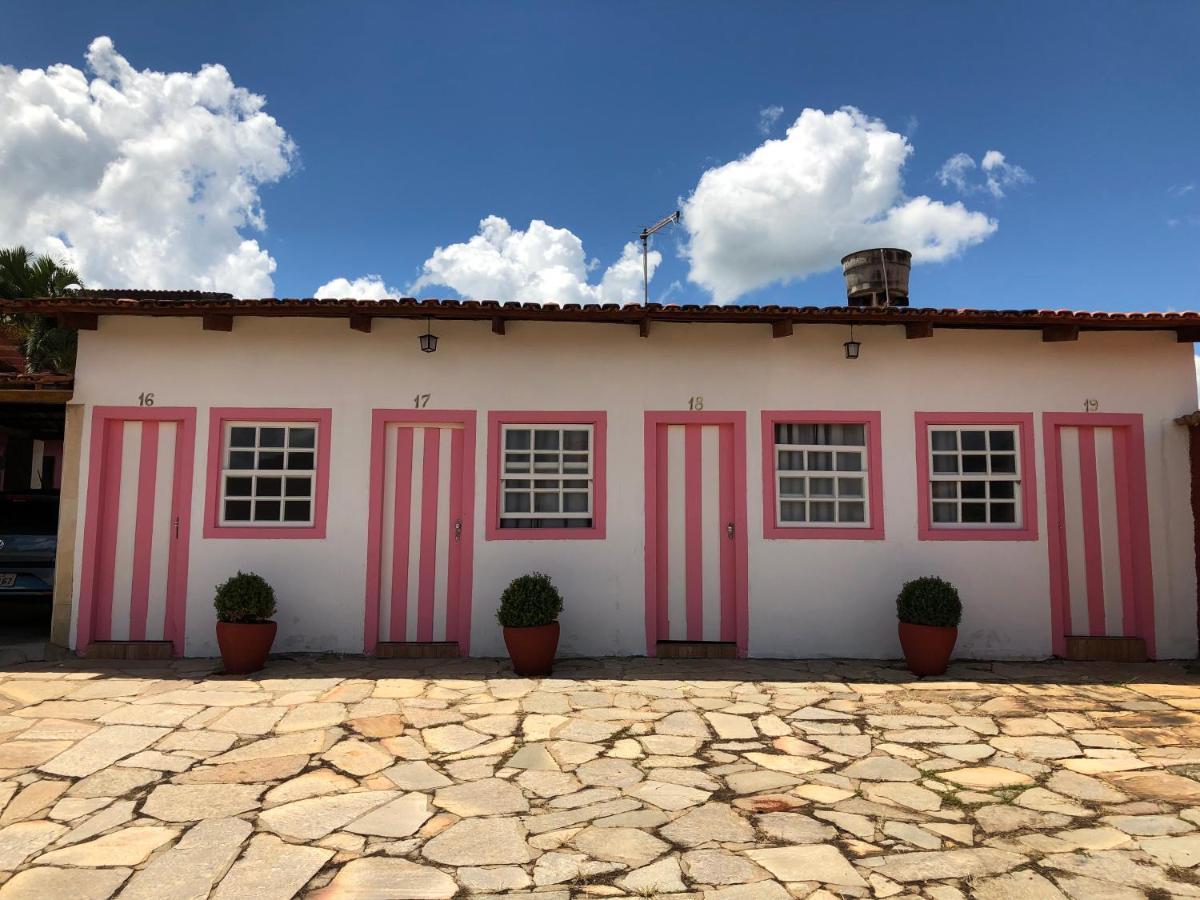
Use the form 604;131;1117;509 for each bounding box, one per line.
500;424;593;524
928;425;1021;528
774;423;869;528
220;421;317;527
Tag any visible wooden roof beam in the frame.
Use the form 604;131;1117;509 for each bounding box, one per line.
1177;327;1200;343
202;314;233;332
1042;324;1079;343
349;314;372;333
771;320;793;339
905;322;934;340
639;318;651;338
491;317;506;335
57;312;97;330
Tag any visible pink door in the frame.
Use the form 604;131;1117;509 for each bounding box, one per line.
644;412;748;656
77;408;197;653
1044;413;1155;657
364;411;476;653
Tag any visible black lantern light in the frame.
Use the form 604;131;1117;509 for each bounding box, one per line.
419;317;438;353
843;323;860;360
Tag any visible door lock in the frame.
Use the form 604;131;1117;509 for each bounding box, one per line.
454;519;462;542
726;521;735;539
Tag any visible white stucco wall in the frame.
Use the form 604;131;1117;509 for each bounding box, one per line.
65;315;1199;660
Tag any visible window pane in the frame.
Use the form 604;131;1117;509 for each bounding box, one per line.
931;430;957;451
284;501;311;522
837;477;864;498
533;454;558;471
932;455;958;474
259;428;286;448
563;492;589;513
533;493;560;513
505;429;531;450
991;503;1016;523
258;451;284;470
230;427;257;448
224;476;253;497
931;482;957;499
779;477;805;497
777;450;804;471
563;480;589;489
256;477;282;497
780;501;806;522
224;500;251;521
961;481;986;499
228;451;255;470
989;481;1015;499
504;493;530;513
808;451;833;471
254;500;281;522
835;452;862;472
932;502;958;523
962;502;987;523
504;453;530;473
836;424;865;446
289;428;316;449
562;454;589;472
839;501;865;522
809;501;835;522
504;479;531;489
809;477;835;497
285;477;311;497
991;454;1016;474
287;452;315;471
962;454;988;474
534;479;558;489
563;430;589;451
989;430;1015;451
533;431;559;450
961;430;986;451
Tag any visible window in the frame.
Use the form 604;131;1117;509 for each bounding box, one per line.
500;425;593;529
220;423;316;526
486;412;606;540
761;412;883;540
204;408;332;539
915;412;1038;541
927;426;1019;526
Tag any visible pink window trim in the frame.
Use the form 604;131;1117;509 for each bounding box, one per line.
760;410;884;540
77;406;197;656
363;409;477;655
485;411;607;541
642;410;750;657
1042;412;1155;659
203;407;333;540
915;411;1039;541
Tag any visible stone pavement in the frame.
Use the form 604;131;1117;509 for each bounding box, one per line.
2;656;1200;899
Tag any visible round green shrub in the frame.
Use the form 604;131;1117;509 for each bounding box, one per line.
896;576;962;628
214;571;277;624
497;572;563;628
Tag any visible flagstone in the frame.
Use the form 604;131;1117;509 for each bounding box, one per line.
54;799;135;846
792;783;855;803
524;798;641;834
1041;850;1200;895
1101;813;1193;835
576;757;644;787
48;796;111;821
863;781;942;811
1015;787;1093;817
173;753;307;784
1;779;69;824
323;738;393;775
755;810;837;843
743;751;828;776
973;870;1068;899
11;717;97;741
0;819;67;869
1139;833;1200;867
422;816;536;865
382;759;454;789
344;791;434;837
0;866;131;900
257;790;398;840
309;857;457;899
841;755;921;782
275;702;346;733
504;742;559;772
12;699;121;720
211;834;333;900
705;712;757;739
422;724;490;753
98;705;202;727
346;713;406;738
37;824;176;866
456;865;531;892
939;766;1035;789
208;728;336;764
1046;769;1129;803
618;856;687;893
871;847;1027;882
1102;770;1200;803
434;777;528;816
208;707;286;735
625;778;710;810
118;817;251;900
0;740;73;769
745;844;867;887
571;824;668;867
656;711;711;737
991;735;1083;759
119;750;195;772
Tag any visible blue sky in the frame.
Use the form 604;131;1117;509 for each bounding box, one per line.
1;2;1198;311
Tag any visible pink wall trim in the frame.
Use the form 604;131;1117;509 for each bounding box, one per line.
77;407;196;655
1043;412;1156;658
363;410;476;655
915;411;1039;541
1076;427;1107;634
643;411;749;657
484;411;607;541
128;421;160;641
760;410;885;540
203;407;332;540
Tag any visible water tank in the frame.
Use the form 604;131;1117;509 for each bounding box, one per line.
840;248;911;307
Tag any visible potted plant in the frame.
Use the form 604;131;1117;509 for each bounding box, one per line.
497;572;563;676
214;571;278;674
896;576;962;676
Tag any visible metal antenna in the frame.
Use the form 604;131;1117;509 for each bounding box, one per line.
639;210;680;304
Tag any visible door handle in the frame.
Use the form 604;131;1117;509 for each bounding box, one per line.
454;519;462;542
726;522;735;540
173;517;180;539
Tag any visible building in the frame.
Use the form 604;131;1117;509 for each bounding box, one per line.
2;275;1198;662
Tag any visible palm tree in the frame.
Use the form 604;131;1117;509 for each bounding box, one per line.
0;246;83;374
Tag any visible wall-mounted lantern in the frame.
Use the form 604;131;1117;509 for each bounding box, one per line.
844;324;861;360
419;317;438;353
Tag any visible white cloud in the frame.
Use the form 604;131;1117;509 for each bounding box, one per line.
758;105;784;135
409;215;660;305
0;36;295;295
939;148;1031;199
682;107;998;304
313;275;400;300
1168;182;1195;198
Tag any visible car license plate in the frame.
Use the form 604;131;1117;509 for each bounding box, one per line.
0;574;16;588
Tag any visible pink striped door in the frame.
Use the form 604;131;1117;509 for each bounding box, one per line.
644;412;749;655
1044;414;1155;657
365;412;476;653
77;408;197;653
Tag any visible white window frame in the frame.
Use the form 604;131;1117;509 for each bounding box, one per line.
927;425;1022;529
773;423;870;529
499;423;594;527
219;421;318;528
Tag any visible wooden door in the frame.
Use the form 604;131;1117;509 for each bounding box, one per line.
77;408;196;653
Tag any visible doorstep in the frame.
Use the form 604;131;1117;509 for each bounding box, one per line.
1064;635;1148;663
375;642;460;659
656;640;738;659
83;640;174;661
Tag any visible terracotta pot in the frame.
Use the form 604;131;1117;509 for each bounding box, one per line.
502;622;560;676
898;622;958;676
216;621;277;674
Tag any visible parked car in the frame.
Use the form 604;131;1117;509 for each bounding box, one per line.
0;490;60;601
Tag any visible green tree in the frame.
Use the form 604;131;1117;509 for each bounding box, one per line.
0;246;83;374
